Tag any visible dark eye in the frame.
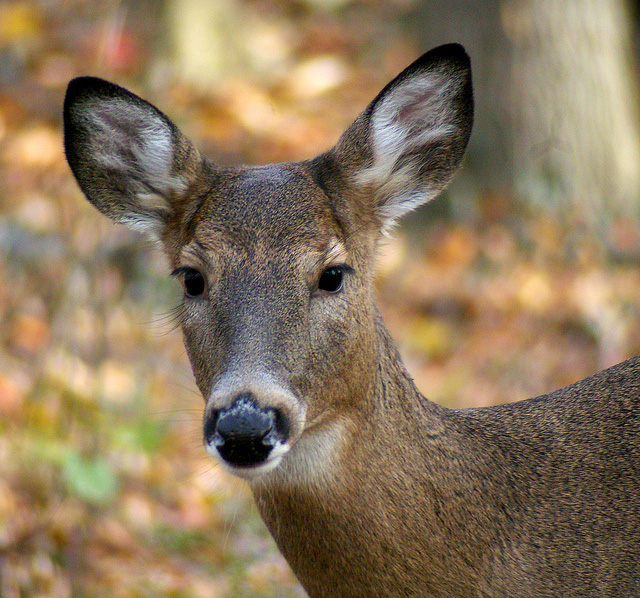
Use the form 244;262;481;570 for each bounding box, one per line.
318;266;346;293
183;268;205;297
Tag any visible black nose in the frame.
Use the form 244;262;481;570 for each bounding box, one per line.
204;395;288;468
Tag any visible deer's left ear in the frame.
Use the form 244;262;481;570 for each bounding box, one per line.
64;77;205;236
322;44;473;232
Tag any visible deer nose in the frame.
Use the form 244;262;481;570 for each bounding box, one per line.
204;394;289;468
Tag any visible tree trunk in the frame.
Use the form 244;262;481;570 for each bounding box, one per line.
503;0;640;233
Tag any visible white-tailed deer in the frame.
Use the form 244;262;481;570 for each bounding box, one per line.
64;44;640;597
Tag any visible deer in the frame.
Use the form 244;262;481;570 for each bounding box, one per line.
63;44;640;597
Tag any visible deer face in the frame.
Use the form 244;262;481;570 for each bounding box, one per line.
168;164;378;478
63;44;472;481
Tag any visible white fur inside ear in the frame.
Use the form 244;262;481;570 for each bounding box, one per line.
83;98;186;231
355;73;460;229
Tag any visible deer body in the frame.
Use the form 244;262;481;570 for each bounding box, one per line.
255;345;640;597
63;45;640;597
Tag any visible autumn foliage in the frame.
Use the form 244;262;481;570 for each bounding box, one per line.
2;1;640;596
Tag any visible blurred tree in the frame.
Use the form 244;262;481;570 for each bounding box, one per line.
166;0;294;87
503;0;640;235
167;0;247;85
407;0;513;222
411;0;640;242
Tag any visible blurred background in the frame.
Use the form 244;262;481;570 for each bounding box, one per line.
2;0;640;595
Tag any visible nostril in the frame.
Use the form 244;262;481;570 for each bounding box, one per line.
203;409;219;446
204;395;289;468
272;407;290;441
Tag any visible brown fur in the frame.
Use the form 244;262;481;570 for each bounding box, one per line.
64;44;640;597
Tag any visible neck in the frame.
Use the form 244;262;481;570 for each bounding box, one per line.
251;318;500;598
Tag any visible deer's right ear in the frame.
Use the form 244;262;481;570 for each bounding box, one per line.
64;77;203;236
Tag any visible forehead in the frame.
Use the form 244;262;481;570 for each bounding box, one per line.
194;163;337;248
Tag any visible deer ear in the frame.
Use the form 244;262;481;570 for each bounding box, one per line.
64;77;203;236
326;44;473;232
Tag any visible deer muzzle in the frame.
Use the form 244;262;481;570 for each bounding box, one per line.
204;394;291;476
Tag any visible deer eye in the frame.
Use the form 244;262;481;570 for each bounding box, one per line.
184;268;205;297
318;265;347;293
172;267;205;297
